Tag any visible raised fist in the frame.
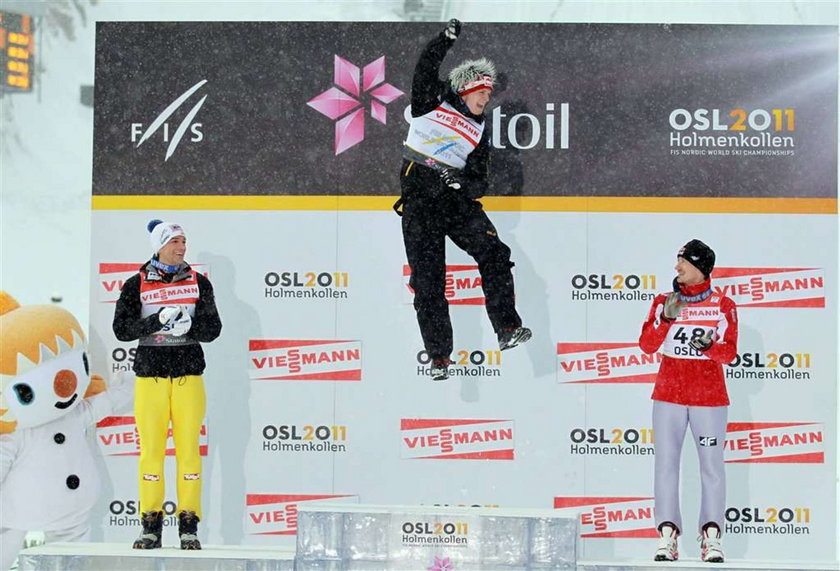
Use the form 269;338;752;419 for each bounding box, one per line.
444;18;461;40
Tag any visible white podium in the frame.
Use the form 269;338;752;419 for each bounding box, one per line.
294;503;579;570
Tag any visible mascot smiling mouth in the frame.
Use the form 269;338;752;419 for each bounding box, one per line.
55;394;78;409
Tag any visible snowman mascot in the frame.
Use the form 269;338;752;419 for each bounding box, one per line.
0;292;133;570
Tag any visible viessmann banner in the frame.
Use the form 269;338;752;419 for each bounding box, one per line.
93;22;837;198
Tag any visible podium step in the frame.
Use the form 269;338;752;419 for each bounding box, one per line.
18;542;296;571
16;541;838;570
578;560;839;571
295;503;579;569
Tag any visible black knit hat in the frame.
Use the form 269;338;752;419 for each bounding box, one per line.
678;239;716;278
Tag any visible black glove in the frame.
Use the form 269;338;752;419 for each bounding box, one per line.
439;168;462;190
444;18;461;40
689;330;714;352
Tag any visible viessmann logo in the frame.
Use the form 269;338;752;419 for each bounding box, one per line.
400;419;514;460
403;265;490;305
246;494;358;535
97;416;208;456
307;55;404;154
712;267;825;308
130;79;207;161
724;422;824;463
248;340;362;381
556;343;661;384
554;497;656;538
98;263;210;303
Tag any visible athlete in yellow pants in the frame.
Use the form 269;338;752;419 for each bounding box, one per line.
113;219;222;550
135;375;206;518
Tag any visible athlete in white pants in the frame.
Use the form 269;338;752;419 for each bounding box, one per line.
639;240;738;563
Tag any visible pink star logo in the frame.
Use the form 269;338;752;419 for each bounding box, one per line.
428;556;455;571
307;55;404;155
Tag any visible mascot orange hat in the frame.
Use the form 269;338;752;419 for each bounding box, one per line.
0;292;103;433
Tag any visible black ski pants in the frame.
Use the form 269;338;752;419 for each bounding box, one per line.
397;160;521;360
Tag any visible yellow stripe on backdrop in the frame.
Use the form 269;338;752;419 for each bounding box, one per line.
91;195;837;214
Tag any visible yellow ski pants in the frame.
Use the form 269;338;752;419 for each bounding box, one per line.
135;375;205;518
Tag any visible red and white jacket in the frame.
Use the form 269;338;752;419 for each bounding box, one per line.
639;278;738;406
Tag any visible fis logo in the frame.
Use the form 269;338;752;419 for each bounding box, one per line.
130;79;207;162
724;422;824;463
724;506;812;535
400;419;514;460
245;494;358;535
98;263;209;303
264;271;349;301
570;273;657;302
556;343;660;384
249;340;362;381
554;496;657;538
97;416;209;456
404;264;495;305
712;268;825;308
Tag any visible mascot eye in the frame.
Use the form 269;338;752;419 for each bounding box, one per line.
83;352;90;376
13;383;34;405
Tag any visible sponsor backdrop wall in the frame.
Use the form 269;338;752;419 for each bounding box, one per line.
89;22;838;562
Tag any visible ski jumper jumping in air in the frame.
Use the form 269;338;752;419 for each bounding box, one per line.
395;19;531;381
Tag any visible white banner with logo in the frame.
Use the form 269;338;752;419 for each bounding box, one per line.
87;209;837;560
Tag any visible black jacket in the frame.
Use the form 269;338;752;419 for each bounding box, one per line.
408;31;491;199
112;262;222;377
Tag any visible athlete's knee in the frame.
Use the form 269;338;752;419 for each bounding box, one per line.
476;244;513;268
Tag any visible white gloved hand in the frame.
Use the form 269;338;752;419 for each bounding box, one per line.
662;292;685;321
158;306;181;325
169;306;192;337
